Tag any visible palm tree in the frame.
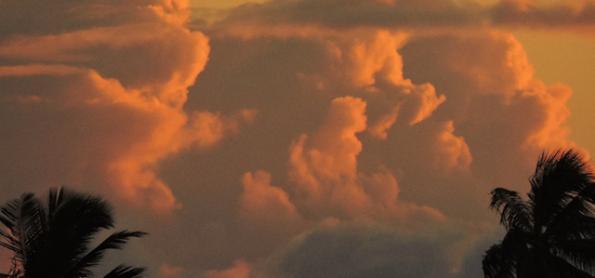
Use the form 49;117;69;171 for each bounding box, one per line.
483;149;595;277
0;187;146;278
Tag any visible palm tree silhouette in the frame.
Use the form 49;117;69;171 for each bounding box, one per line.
483;150;595;277
0;187;146;278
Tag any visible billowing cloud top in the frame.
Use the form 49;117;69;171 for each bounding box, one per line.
0;0;255;213
0;0;591;277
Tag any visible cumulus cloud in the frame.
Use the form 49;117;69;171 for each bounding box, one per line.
239;170;303;235
0;0;589;276
0;0;254;212
288;96;370;216
400;31;579;186
286;96;444;222
170;3;585;274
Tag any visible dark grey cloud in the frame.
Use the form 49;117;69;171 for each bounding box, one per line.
211;0;595;30
262;224;486;278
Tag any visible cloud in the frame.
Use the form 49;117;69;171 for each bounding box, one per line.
262;224;472;278
185;109;258;149
286;96;444;222
400;30;579;186
492;0;595;28
0;0;254;212
288;96;370;216
216;0;479;29
239;170;303;236
0;0;590;276
160;263;185;278
212;0;595;31
206;260;252;278
166;16;581;272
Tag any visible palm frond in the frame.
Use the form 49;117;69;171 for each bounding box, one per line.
47;189;115;261
104;265;145;278
483;243;516;278
10;194;44;266
0;230;20;253
0;198;21;231
490;188;533;232
68;230;147;277
19;193;47;247
543;250;595;278
552;238;595;272
529;150;594;229
0;188;145;277
48;187;64;220
547;196;595;240
483;229;530;278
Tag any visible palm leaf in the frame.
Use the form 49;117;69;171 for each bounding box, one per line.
483;243;516;278
490;188;533;232
68;230;147;277
542;251;595;278
547;197;595;240
48;187;64;220
0;187;146;277
553;238;595;272
529;150;593;230
0;198;21;231
46;189;115;263
104;265;145;278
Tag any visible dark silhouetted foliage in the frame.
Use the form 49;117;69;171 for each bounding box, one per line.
483;150;595;277
0;187;146;278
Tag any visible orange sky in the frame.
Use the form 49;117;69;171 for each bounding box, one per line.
0;0;594;277
515;31;595;155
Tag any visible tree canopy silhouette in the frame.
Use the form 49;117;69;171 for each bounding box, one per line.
483;149;595;277
0;187;146;278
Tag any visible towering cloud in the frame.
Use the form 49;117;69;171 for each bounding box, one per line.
179;0;582;274
239;170;303;238
0;0;254;212
400;31;578;186
0;0;590;277
287;96;443;221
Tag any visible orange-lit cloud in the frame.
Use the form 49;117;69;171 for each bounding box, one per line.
206;260;252;278
286;96;444;222
177;8;581;274
0;0;591;276
288;97;370;216
159;263;185;278
400;31;579;185
239;170;303;232
0;0;254;212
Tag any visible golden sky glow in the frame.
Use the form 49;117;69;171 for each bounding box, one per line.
516;31;595;155
0;0;594;277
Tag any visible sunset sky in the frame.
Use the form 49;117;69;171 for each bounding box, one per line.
0;0;594;277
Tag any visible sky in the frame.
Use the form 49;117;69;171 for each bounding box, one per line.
0;0;594;277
